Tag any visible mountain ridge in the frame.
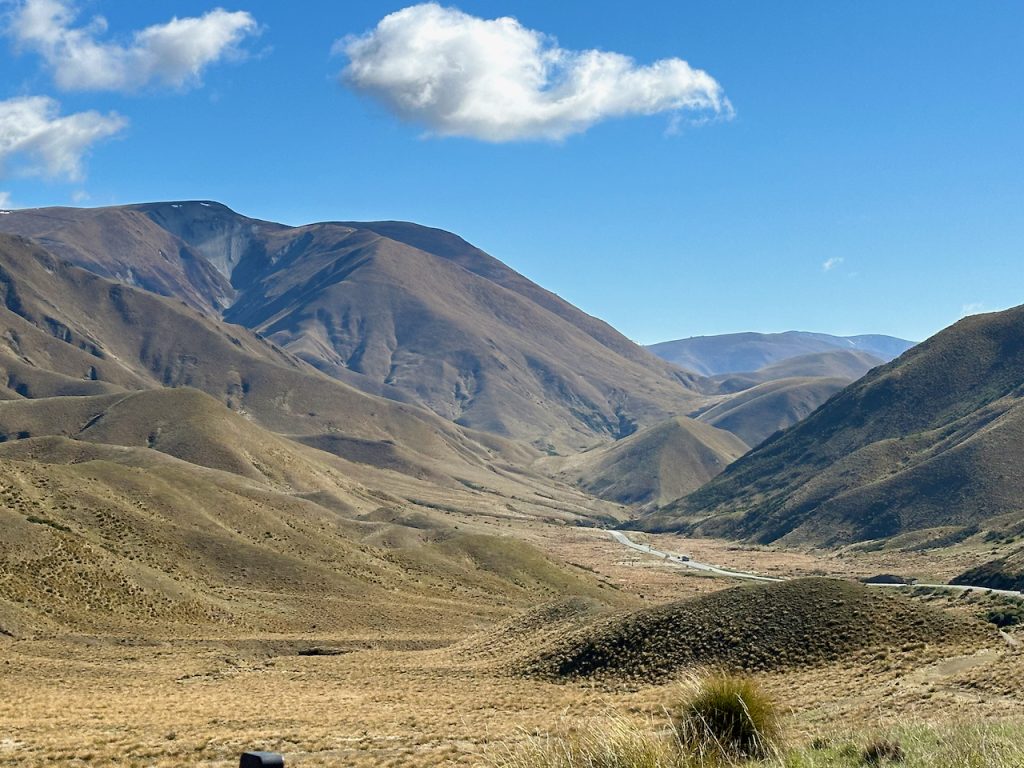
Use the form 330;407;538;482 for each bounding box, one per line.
0;202;701;450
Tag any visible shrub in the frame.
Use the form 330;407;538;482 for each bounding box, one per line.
671;674;782;762
985;606;1024;628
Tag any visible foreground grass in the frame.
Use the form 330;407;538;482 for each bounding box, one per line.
490;719;1024;768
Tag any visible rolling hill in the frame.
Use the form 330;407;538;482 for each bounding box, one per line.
0;435;623;639
708;349;886;394
694;377;849;447
640;305;1024;546
0;203;701;451
550;416;749;509
515;578;988;683
648;333;910;451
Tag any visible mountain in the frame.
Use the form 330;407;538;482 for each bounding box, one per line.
648;331;914;377
0;233;533;482
647;331;912;450
639;306;1024;546
0;203;700;451
550;416;748;509
692;349;881;448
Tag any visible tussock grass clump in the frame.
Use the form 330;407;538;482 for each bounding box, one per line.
671;674;782;762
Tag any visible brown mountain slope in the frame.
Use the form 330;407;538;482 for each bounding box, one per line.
953;550;1024;592
0;205;236;312
551;416;748;509
640;306;1024;546
0;203;700;450
695;377;848;447
0;388;417;498
0;233;542;480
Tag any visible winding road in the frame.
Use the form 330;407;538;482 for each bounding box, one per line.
608;529;1023;598
608;530;782;582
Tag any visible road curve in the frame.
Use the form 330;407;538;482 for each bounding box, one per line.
608;530;782;583
608;529;1023;598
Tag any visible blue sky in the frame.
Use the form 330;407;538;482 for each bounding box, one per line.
1;1;1022;344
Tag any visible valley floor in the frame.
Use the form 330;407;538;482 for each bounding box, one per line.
4;524;1024;767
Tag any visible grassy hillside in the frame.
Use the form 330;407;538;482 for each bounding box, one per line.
695;377;848;447
0;435;626;640
552;416;748;508
0;234;555;483
641;306;1024;545
516;578;988;683
709;350;883;393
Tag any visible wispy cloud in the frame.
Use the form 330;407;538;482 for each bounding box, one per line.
6;0;258;92
0;95;125;181
0;191;11;209
822;257;844;272
338;3;731;142
961;302;987;317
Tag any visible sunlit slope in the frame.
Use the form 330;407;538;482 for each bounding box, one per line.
0;204;703;451
553;416;748;508
642;306;1024;545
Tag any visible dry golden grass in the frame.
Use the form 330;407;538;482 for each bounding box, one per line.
2;520;1023;767
4;637;1022;768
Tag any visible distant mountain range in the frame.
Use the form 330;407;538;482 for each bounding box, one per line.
647;330;915;377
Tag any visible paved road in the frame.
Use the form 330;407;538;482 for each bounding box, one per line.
608;529;1023;598
608;530;782;583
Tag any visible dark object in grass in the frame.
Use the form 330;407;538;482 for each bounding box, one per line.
861;574;913;585
985;606;1024;628
240;752;284;768
861;738;906;764
296;646;345;656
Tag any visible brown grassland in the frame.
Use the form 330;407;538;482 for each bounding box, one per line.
4;522;1024;767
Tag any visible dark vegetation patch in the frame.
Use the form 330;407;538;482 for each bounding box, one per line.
516;578;988;684
953;550;1024;593
295;646;347;657
26;515;72;533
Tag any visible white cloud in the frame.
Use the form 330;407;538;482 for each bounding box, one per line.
822;257;844;272
961;302;986;317
0;95;125;181
7;0;258;92
0;191;11;208
338;3;731;141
